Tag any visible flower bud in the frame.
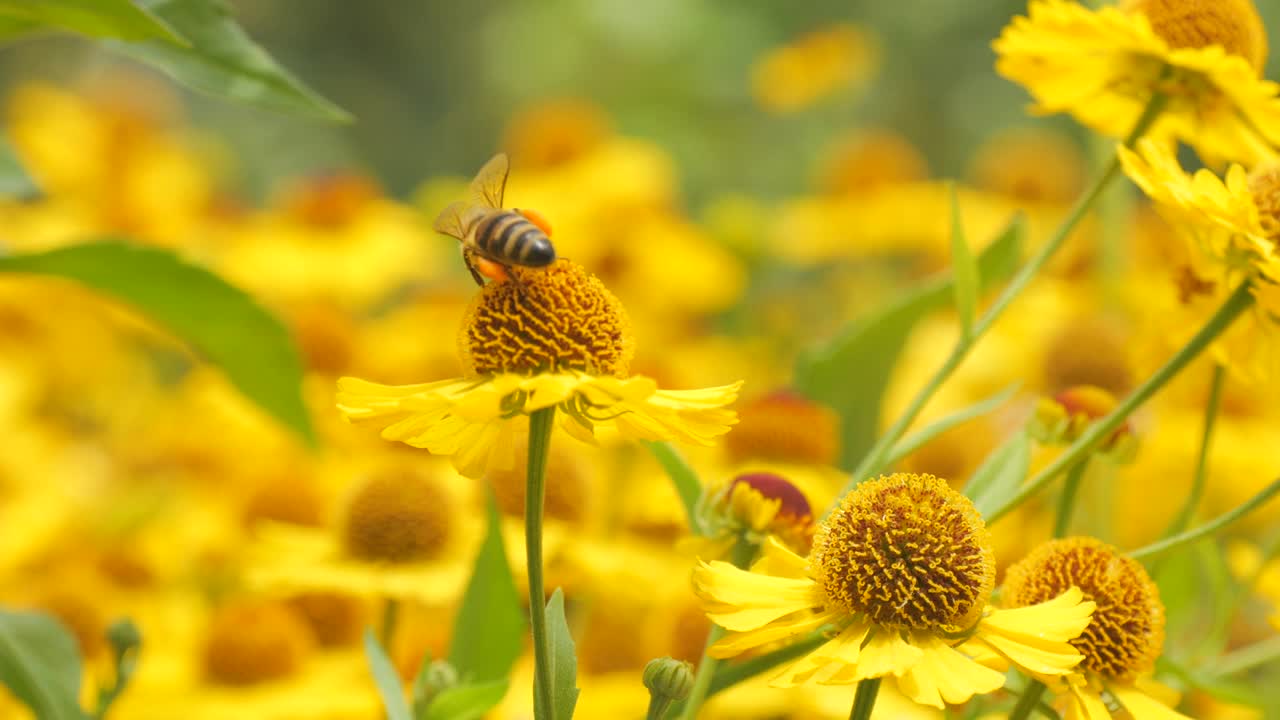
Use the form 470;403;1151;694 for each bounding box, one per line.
643;656;694;716
1031;385;1137;462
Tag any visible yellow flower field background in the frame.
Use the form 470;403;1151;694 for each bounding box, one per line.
1;1;1280;719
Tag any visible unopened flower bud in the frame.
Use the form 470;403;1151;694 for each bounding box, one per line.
643;656;694;717
1031;385;1137;461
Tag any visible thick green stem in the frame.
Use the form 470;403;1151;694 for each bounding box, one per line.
988;282;1254;524
1165;363;1226;536
834;91;1169;506
1129;475;1280;561
1053;459;1089;537
849;678;882;720
676;540;758;720
1008;680;1047;720
527;407;556;720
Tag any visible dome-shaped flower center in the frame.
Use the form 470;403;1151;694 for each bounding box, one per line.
724;390;841;466
1125;0;1268;72
204;601;313;685
287;592;366;647
811;473;996;631
1043;317;1132;395
489;441;589;524
969;128;1085;205
342;469;453;563
1002;537;1165;681
1248;163;1280;245
458;260;635;378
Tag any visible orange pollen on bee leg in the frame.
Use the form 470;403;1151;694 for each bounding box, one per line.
475;257;511;284
517;208;554;237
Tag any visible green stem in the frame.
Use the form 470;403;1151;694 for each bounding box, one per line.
527;407;556;720
1165;363;1226;536
834;91;1169;505
1008;680;1047;720
988;281;1254;524
1206;634;1280;677
1053;459;1089;537
380;598;399;650
849;677;881;720
676;540;759;720
1129;475;1280;561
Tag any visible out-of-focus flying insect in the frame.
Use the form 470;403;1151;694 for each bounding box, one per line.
433;153;556;285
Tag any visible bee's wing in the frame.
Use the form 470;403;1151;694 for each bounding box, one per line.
469;153;509;209
433;201;470;239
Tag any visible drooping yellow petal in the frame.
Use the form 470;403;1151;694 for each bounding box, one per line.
694;560;823;629
750;536;811;578
895;634;1006;709
973;588;1093;675
848;628;924;681
1064;680;1114;720
767;617;872;687
712;610;838;659
1111;683;1194;720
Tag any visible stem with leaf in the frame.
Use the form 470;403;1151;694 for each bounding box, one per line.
676;540;759;720
527;407;556;720
834;90;1169;505
988;281;1254;524
1165;363;1226;536
1053;459;1090;537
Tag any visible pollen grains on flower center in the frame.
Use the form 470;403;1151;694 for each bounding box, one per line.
1002;537;1165;681
341;469;453;563
1124;0;1268;72
458;260;636;378
1248;162;1280;244
204;600;314;685
810;473;996;632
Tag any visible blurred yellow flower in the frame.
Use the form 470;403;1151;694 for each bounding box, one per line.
995;0;1280;164
752;25;880;113
695;474;1093;709
338;261;740;478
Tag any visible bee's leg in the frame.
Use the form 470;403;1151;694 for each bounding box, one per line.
461;247;486;286
505;264;527;290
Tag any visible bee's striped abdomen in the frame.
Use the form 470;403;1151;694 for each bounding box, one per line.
473;210;556;267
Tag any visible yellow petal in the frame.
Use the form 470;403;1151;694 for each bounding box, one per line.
982;587;1095;643
711;611;837;659
850;628;923;681
1111;683;1194;720
895;635;1005;709
694;561;822;630
767;617;871;687
1064;681;1113;720
750;536;810;578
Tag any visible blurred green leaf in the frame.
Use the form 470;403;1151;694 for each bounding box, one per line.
105;0;351;123
645;441;704;535
0;610;84;720
1156;540;1236;663
448;494;525;683
540;589;579;720
0;134;37;198
364;629;412;720
885;386;1017;469
0;0;181;43
967;430;1032;517
948;182;978;339
0;242;315;445
795;215;1024;470
421;680;509;720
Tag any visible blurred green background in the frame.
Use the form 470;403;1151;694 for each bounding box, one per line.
2;0;1278;203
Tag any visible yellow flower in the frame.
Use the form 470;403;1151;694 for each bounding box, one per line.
1003;537;1188;720
1119;138;1280;379
337;261;740;479
994;0;1280;164
693;473;1094;709
751;24;880;113
690;471;817;560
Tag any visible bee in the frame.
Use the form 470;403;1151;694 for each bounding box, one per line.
433;153;556;285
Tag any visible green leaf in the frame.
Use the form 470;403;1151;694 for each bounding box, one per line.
422;680;509;720
0;242;315;445
448;494;525;683
105;0;351;123
967;430;1032;517
644;441;704;535
795;215;1024;471
0;610;85;720
363;629;412;720
948;182;979;338
0;134;37;198
884;386;1017;468
0;0;181;43
539;589;579;720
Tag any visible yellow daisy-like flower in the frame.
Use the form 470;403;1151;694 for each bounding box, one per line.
995;0;1280;164
694;473;1095;709
1002;537;1187;720
751;24;880;114
690;471;817;561
337;261;741;479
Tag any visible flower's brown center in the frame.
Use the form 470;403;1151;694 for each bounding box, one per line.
1043;317;1133;395
818;129;929;194
969;128;1085;205
1126;0;1268;72
503;100;611;170
811;473;996;631
1248;163;1280;245
242;472;325;529
342;469;453;563
489;441;589;524
204;601;313;685
724;390;841;466
287;592;366;647
1002;537;1165;681
458;260;635;378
